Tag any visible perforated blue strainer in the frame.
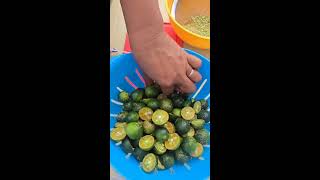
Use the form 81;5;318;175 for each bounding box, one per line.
110;49;211;180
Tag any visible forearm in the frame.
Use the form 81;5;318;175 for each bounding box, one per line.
120;0;164;50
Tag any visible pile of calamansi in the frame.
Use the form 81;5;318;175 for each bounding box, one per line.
110;84;210;173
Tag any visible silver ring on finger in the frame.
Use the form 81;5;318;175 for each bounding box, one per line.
188;69;194;78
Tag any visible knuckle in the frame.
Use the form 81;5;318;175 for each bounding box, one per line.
160;80;173;88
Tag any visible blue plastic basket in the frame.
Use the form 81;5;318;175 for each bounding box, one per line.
110;49;211;180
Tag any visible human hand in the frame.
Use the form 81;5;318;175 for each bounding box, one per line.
131;31;202;95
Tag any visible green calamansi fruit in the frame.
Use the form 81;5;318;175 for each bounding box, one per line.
173;96;185;108
160;153;175;169
181;136;203;157
169;91;180;100
153;141;167;155
172;108;181;117
143;120;155;134
110;127;126;142
157;157;165;170
131;102;145;112
164;133;181;150
116;111;128;122
189;142;204;157
147;99;160;110
200;99;209;109
193;101;202;114
118;91;130;102
181;107;196;120
182;99;192;107
131;88;144;102
139;135;155;151
115;122;127;128
160;98;173;112
181;137;197;155
125;122;143;140
198;109;210;123
133;147;148;162
125;111;139;122
170;108;181;121
152;109;169;125
182;127;195;137
130;138;140;148
141;98;153;104
175;118;191;135
145;85;160;98
138;107;153;121
191;119;205;130
194;128;210;145
154;128;169;142
142;153;157;173
121;138;134;154
174;147;191;164
123;101;133;111
163;121;175;134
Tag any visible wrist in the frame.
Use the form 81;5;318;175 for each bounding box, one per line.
129;24;164;51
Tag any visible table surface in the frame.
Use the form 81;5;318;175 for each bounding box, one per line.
110;0;210;178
